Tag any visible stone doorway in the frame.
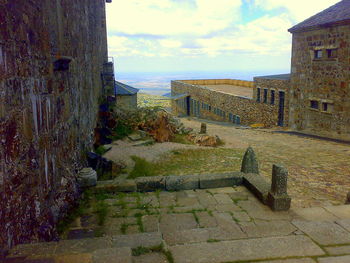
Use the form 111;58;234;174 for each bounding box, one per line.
278;91;285;126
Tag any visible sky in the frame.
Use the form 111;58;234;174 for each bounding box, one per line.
106;0;339;73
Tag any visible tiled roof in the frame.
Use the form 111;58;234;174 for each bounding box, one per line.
254;74;291;80
289;0;350;33
115;81;139;95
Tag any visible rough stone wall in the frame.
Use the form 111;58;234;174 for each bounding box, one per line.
0;0;108;248
116;95;138;109
171;81;278;127
289;24;350;140
253;78;290;126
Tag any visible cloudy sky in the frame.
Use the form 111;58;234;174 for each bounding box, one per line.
106;0;339;73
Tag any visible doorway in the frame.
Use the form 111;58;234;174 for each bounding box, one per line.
186;96;191;116
278;91;285;126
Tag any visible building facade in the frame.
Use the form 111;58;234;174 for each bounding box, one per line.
115;81;139;109
171;79;287;127
288;0;350;140
0;0;110;248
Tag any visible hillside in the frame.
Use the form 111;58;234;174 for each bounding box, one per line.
138;93;171;108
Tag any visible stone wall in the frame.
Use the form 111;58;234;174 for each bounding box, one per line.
0;0;108;248
117;95;138;109
171;80;279;127
289;24;350;140
253;77;290;127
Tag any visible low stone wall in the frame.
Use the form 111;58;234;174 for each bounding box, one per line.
171;80;279;127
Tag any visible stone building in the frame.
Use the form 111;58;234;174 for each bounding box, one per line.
0;0;111;248
253;74;290;127
288;0;350;140
171;79;286;127
115;81;139;109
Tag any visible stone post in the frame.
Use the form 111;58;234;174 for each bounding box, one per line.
200;123;207;134
267;164;291;211
241;146;259;174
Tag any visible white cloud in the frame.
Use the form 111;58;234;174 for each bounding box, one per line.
106;0;242;36
252;0;339;21
106;0;340;64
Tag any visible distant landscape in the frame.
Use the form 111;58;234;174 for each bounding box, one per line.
115;70;286;96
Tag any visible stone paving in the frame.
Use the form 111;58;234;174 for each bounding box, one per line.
6;186;350;263
181;118;350;208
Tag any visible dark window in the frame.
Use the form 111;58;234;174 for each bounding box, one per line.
323;102;328;111
327;49;337;58
263;89;268;103
310;100;319;109
209;105;211;111
314;50;322;59
270;90;275;105
257;88;261;102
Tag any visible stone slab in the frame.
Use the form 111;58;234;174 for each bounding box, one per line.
336;219;350;232
318;255;350;263
135;176;166;192
163;228;209;246
160;213;198;232
142;215;159;232
241;220;297;238
325;245;350;255
92;247;132;263
132;253;168;263
292;220;350;245
196;192;217;207
324;205;350;219
292;207;339;221
166;175;199;191
95;180;136;193
55;238;112;255
197;212;217;228
199;172;243;189
170;235;324;263
213;193;233;204
111;232;162;248
243;173;270;204
258;259;316;263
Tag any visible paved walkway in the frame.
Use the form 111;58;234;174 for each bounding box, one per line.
7;186;350;263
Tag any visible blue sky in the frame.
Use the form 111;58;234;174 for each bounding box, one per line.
106;0;339;73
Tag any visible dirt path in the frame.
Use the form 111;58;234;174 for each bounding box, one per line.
181;118;350;208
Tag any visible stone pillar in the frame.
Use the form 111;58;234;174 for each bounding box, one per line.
241;146;259;174
267;164;291;211
200;123;207;134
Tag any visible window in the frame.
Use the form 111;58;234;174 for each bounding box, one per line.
270;90;275;105
322;102;333;113
310;100;319;109
256;88;261;102
327;48;337;58
314;50;322;59
263;89;268;103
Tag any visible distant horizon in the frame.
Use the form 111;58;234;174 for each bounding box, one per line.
114;69;290;96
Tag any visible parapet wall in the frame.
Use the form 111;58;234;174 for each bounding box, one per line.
0;0;108;248
180;79;254;88
171;80;278;127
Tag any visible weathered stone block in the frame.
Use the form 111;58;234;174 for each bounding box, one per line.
200;123;207;134
266;192;291;211
77;168;97;188
199;172;243;189
243;173;270;204
95;180;136;193
135;176;166;192
241;147;259;174
166;175;199;191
